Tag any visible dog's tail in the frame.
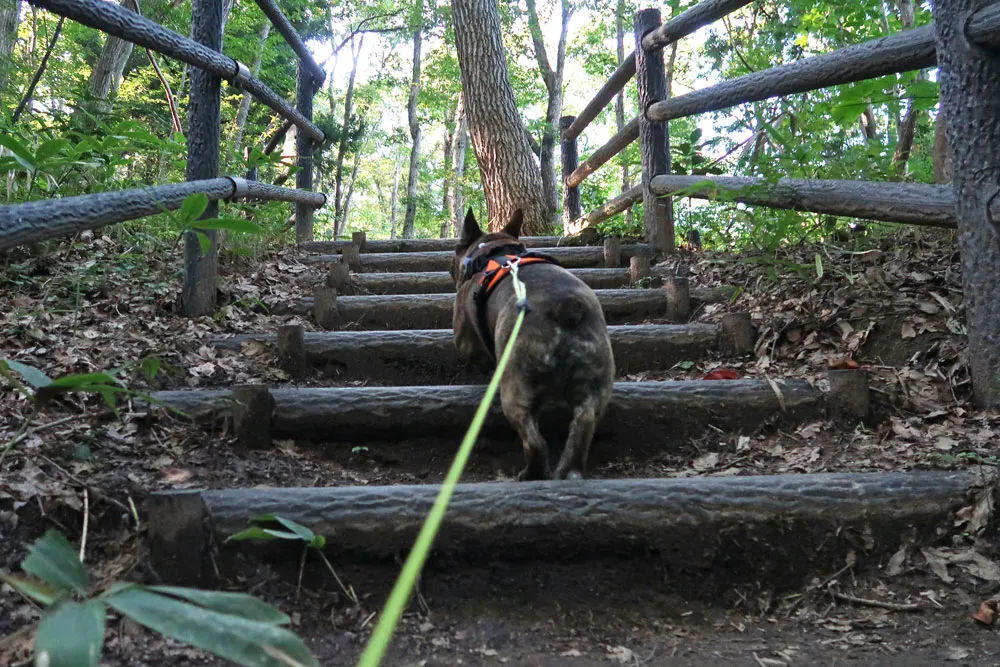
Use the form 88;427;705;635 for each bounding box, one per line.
547;293;592;329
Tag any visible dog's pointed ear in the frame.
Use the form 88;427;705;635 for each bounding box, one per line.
458;208;483;249
501;209;524;239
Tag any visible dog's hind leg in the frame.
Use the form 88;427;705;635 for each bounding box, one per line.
502;392;551;481
553;400;599;480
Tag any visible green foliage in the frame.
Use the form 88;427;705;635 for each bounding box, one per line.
1;530;318;667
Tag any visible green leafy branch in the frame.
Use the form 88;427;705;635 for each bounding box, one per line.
1;530;319;667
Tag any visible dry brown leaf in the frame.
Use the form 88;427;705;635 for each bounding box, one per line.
972;599;997;626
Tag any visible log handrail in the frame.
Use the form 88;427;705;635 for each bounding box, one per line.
252;0;326;85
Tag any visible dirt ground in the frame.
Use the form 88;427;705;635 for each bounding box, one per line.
2;225;1000;665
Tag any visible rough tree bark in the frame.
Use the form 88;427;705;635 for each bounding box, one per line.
452;0;549;234
451;92;469;236
891;0;921;176
233;20;271;152
525;0;571;227
0;0;19;100
334;35;363;234
401;0;423;239
932;107;952;184
933;0;1000;408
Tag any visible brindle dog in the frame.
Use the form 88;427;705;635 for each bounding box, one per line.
452;208;615;480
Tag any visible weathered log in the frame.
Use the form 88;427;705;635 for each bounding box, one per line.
145;490;218;588
630;256;652;284
665;275;691;322
566;184;642;235
273;284;736;325
212;323;740;384
231;384;273;450
649;175;957;228
276;324;306;377
300;235;571;254
190;472;982;574
275;289;673;329
348;267;631;295
351;231;367;253
603;237;621;267
299;244;655;272
560;115;581;227
148;376;842;449
565;118;641;189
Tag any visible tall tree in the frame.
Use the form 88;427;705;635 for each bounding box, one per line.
401;0;423;239
81;0;138;117
0;0;19;101
614;0;634;227
440;96;458;236
233;20;271;152
452;0;548;234
334;35;364;235
525;0;571;227
450;92;469;236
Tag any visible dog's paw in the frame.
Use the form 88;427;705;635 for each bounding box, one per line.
517;466;551;482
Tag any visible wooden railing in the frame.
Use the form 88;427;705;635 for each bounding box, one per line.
0;0;329;315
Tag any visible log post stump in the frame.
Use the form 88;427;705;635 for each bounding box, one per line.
314;287;339;330
629;255;652;285
145;490;218;587
665;275;691;322
604;237;622;267
231;384;274;450
325;262;354;295
352;231;368;253
277;324;307;377
342;243;362;272
827;369;871;422
720;313;755;355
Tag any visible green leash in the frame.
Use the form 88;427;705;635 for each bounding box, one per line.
356;264;529;667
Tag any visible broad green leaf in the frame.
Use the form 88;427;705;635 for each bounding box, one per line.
46;372;120;389
186;218;263;235
35;139;70;162
268;516;318;545
140;356;161;380
3;359;53;388
226;526;301;542
22;530;89;594
178;193;210;224
146;585;291;624
195;230;212;255
0;572;64;606
0;134;36;170
106;588;319;667
33;599;106;667
815;253;824;280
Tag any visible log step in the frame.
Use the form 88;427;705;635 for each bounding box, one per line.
146;471;989;595
212;320;755;384
147;372;869;452
300;244;654;272
301;235;579;254
273;287;716;330
331;266;731;295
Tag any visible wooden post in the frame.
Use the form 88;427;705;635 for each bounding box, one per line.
145;491;218;587
182;0;223;316
827;370;870;422
277;324;307;377
314;287;338;330
933;0;1000;408
326;262;354;294
295;62;317;244
635;9;674;255
720;312;755;355
629;255;652;284
352;231;368;252
603;237;622;267
560;115;581;230
342;243;362;272
231;384;274;450
665;274;690;322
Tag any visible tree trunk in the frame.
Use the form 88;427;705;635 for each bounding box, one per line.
390;159;401;239
401;5;423;240
891;0;921;176
334;35;363;232
451;93;469;237
932;107;951;184
452;0;548;234
340;149;362;234
441;99;457;237
615;0;634;227
233;20;271;153
83;0;138;117
0;0;19;100
525;0;570;228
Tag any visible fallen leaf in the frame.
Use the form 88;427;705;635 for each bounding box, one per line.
972;600;997;626
693;452;719;471
901;322;917;339
606;646;635;664
828;356;859;370
161;468;193;484
703;368;740;380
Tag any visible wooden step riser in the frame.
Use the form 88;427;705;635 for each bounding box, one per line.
148;373;869;451
271;288;721;331
299;244;653;272
301;235;575;253
145;471;991;598
213;321;753;385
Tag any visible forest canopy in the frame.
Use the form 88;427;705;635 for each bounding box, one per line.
0;0;941;249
